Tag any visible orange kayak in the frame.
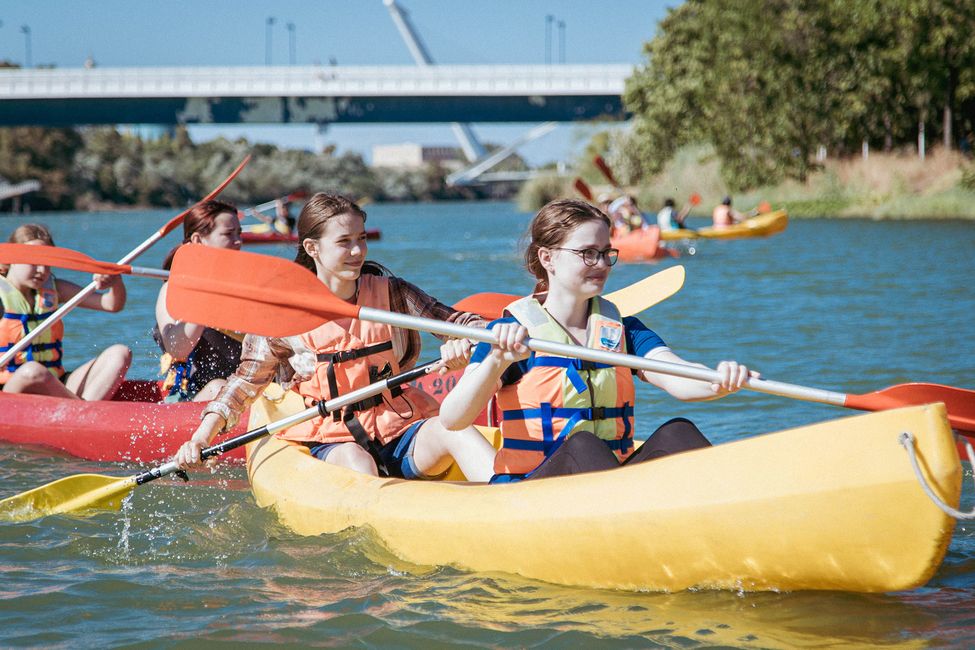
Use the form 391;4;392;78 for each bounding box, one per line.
611;226;680;263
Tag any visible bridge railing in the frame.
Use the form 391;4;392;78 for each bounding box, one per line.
0;64;632;99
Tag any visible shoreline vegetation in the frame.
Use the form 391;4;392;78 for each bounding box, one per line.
523;1;975;221
519;144;975;220
0;124;521;213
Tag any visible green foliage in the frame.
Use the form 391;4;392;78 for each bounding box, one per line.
1;124;509;210
0;127;83;209
516;173;568;212
623;0;975;191
961;163;975;191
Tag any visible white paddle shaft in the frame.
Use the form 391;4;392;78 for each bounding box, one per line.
359;306;849;408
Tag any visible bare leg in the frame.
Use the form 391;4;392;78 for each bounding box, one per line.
1;361;78;398
65;344;132;401
192;378;226;402
412;417;496;482
323;442;379;476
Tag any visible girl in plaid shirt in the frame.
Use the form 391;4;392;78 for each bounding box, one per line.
174;193;495;481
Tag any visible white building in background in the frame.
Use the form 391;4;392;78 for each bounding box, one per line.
371;143;463;170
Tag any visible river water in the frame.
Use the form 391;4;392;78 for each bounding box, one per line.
1;202;973;647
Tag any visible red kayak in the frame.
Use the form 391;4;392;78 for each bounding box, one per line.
0;374;488;464
612;226;679;263
242;229;382;245
410;368;495;426
0;380;249;463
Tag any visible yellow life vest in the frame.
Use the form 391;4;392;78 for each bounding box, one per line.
0;274;65;384
494;296;636;476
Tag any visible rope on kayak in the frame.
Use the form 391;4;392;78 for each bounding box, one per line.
899;432;975;520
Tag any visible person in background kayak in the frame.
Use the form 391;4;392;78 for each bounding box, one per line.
608;195;648;233
154;200;244;403
439;199;757;482
0;223;131;399
272;197;296;235
174;193;496;481
656;198;690;231
712;196;743;228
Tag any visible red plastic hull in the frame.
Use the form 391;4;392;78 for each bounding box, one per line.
0;373;487;463
241;229;382;244
611;227;680;263
0;380;248;463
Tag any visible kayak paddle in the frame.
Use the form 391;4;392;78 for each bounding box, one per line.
166;245;975;435
573;178;594;202
0;244;169;280
0;155;251;369
593;155;624;192
454;265;685;320
0;358;440;523
242;190;308;221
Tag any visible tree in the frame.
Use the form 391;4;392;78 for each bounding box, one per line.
622;0;975;190
0;127;83;209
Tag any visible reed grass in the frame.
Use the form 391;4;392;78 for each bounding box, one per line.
521;145;975;219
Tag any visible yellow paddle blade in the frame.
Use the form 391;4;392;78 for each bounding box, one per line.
606;265;685;316
0;473;136;523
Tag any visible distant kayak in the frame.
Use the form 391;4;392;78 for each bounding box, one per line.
241;226;382;245
611;226;680;263
661;209;788;241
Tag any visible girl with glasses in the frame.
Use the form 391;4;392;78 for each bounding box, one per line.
440;199;757;482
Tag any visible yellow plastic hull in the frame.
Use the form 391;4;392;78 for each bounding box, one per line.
661;209;789;241
246;393;958;592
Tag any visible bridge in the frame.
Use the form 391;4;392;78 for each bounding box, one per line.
0;64;631;127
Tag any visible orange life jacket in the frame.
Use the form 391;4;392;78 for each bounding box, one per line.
279;273;438;448
493;296;636;476
0;274;65;385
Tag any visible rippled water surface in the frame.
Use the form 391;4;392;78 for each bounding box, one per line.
1;203;974;647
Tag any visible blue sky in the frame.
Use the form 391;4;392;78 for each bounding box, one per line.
0;1;676;164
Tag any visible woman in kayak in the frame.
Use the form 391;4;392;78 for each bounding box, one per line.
439;199;757;482
0;223;131;399
154;200;244;402
174;193;496;481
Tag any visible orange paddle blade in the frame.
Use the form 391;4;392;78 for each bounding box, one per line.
592;155;620;188
758;201;772;213
844;383;975;434
573;178;594;202
166;245;358;337
0;244;130;275
689;193;702;206
157;154;252;237
453;293;516;320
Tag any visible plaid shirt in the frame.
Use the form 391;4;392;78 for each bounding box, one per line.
203;275;487;430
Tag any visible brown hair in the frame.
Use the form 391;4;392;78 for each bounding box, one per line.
1;223;55;276
294;192;386;277
524;199;611;292
162;199;238;270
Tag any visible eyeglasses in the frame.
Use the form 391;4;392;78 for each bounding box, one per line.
549;247;619;267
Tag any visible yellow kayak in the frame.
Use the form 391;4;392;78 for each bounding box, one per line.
246;390;958;593
661;209;789;241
